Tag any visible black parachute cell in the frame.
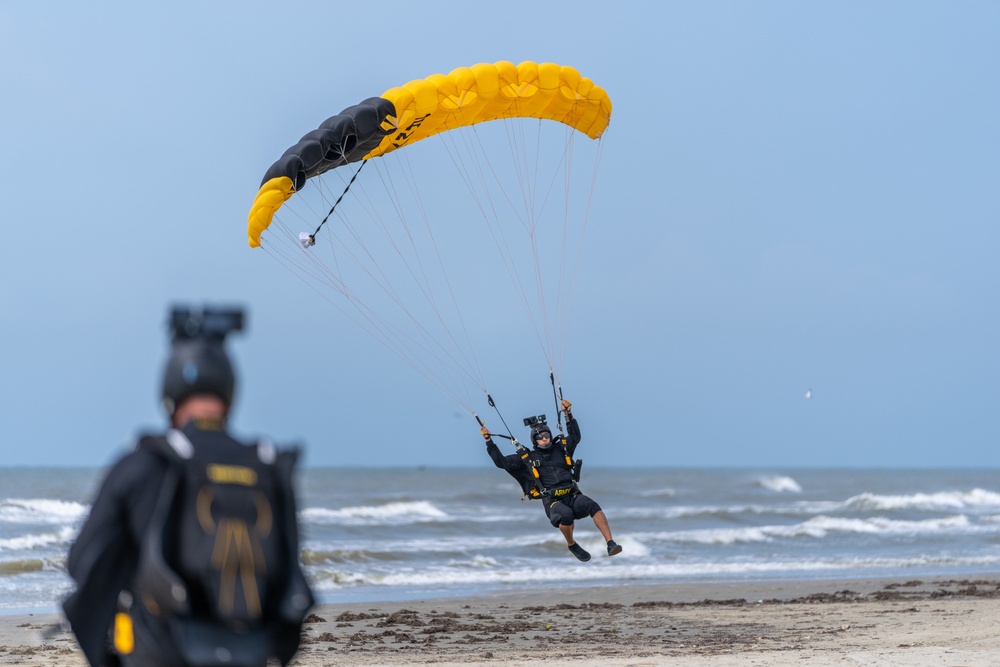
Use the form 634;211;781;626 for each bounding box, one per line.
343;97;395;162
281;138;326;175
259;98;396;189
310;115;358;178
262;154;306;191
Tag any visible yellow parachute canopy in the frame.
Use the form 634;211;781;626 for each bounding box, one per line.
247;61;611;247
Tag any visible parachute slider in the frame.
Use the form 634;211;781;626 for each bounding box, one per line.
298;232;316;249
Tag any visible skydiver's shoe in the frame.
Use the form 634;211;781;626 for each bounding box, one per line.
607;540;623;557
568;543;591;562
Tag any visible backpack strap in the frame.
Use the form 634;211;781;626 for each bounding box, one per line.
139;430;276;465
136;429;192;461
133;436;191;618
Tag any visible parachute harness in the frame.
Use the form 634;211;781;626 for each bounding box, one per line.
300;160;368;249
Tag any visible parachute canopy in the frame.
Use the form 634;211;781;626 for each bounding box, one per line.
247;60;611;247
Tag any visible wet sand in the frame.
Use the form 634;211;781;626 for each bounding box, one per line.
3;576;1000;666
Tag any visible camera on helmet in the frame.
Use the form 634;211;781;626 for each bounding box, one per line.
169;306;245;342
523;414;546;427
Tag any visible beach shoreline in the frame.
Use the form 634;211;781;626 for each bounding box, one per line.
4;575;1000;666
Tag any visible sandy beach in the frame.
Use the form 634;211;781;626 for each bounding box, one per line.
2;576;999;666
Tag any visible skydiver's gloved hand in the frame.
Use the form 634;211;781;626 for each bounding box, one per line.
561;398;573;418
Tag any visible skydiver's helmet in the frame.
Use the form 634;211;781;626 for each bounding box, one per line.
160;306;245;416
531;422;553;447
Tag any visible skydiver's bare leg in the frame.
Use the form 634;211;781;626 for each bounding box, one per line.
592;510;614;542
559;523;575;546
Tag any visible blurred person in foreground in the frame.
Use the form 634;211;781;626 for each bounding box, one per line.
63;305;314;667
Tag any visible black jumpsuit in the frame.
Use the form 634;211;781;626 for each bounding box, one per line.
486;416;601;527
63;420;311;667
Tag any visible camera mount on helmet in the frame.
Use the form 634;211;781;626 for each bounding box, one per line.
168;306;245;342
161;305;246;416
523;414;552;442
523;414;547;427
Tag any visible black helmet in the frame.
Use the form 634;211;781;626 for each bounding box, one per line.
160;306;244;415
161;339;236;415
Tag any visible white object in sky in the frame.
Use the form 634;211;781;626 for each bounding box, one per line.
804;388;813;399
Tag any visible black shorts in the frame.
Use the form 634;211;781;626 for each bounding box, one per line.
543;492;602;527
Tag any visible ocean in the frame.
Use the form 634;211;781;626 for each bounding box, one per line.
2;466;1000;614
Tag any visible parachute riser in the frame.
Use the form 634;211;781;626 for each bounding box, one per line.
486;394;519;444
550;372;565;434
476;395;522;448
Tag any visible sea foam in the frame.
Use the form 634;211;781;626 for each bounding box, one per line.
755;476;803;493
0;499;88;525
844;489;1000;512
302;501;450;526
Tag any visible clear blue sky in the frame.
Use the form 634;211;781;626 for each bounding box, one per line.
2;2;997;468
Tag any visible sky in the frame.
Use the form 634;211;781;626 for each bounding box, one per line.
1;2;998;469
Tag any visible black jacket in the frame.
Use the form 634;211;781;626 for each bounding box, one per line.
486;417;581;495
63;420;312;667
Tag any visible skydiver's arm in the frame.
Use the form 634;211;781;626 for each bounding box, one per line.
64;453;147;667
564;415;581;457
67;456;134;585
486;438;524;472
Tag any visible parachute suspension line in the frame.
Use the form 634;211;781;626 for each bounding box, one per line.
530;231;555;368
320;158;485;398
329;161;487;406
356;162;492;409
479;124;553;363
531;119;544;235
386;151;499;405
439;126;545;354
446;117;589;378
528;118;581;372
503;116;542;237
502;112;535;236
262;215;350;298
305;159;367;245
558;136;607;375
440;125;568;405
484;123;579;366
555;128;578;375
522;121;582;372
265;178;484;413
394;147;488;399
535;127;582;376
520;118;556;370
260;228;477;411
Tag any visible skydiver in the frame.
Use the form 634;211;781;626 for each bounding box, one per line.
482;399;622;562
63;305;314;667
